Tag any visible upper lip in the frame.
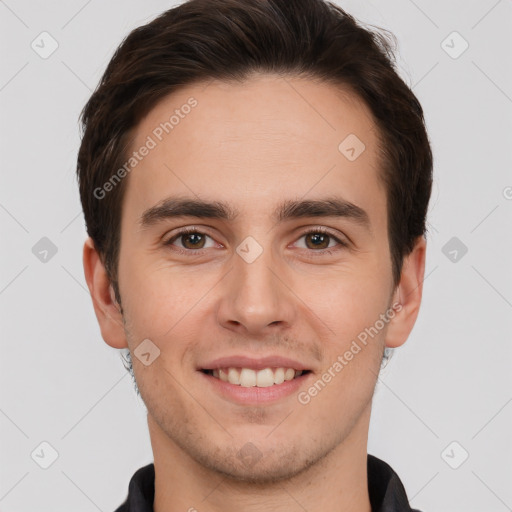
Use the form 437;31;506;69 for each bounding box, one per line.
199;355;311;372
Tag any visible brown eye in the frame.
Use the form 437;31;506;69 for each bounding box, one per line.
304;232;331;250
164;229;216;251
180;232;206;249
294;228;348;257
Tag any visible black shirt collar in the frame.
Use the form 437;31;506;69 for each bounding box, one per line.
114;454;421;512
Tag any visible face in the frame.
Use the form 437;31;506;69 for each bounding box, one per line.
86;73;425;483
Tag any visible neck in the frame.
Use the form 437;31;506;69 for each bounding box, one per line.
150;406;373;512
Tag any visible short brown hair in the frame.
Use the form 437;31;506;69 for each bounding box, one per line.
77;0;433;304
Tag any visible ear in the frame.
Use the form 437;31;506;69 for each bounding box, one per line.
83;237;128;349
385;235;427;349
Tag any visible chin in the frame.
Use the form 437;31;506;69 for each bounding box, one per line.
203;445;317;484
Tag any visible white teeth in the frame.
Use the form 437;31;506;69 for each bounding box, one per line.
274;367;285;384
228;368;240;385
256;368;275;387
208;367;306;387
239;368;257;387
284;368;295;380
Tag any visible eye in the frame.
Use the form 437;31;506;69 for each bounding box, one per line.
294;227;348;256
163;228;218;252
163;226;348;256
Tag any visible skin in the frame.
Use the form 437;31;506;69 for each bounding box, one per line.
83;73;426;512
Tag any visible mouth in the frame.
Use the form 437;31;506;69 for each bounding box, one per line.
200;367;312;388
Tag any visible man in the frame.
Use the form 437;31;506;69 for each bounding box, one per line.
78;0;432;510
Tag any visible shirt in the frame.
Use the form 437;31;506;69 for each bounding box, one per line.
114;453;422;512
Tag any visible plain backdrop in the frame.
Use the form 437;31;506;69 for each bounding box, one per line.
0;1;511;511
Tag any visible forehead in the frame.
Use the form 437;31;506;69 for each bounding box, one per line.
122;74;386;234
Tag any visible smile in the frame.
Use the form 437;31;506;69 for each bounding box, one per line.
202;367;310;387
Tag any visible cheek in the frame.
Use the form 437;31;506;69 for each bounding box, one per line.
119;251;217;335
298;278;387;412
295;265;390;342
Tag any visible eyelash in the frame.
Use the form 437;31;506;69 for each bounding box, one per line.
163;226;349;257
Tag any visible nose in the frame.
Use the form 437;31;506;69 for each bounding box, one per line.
216;243;296;336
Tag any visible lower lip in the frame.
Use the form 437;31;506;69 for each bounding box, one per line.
199;370;312;405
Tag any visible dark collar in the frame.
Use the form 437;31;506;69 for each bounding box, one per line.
114;454;421;512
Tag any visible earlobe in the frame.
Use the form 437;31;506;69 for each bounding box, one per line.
82;237;128;349
385;236;427;349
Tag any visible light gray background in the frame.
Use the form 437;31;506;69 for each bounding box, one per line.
1;0;511;511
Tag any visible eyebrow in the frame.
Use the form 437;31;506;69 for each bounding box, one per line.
139;196;372;232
